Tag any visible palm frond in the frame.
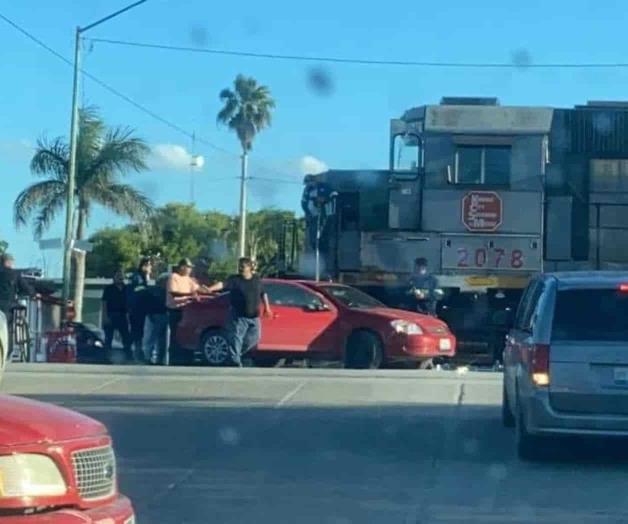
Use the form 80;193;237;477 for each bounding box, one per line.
30;138;69;181
89;183;154;222
13;180;66;230
33;190;67;239
217;75;275;151
80;126;149;190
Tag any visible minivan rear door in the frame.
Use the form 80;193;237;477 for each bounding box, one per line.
549;287;628;415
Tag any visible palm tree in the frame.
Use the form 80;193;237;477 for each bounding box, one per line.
217;75;275;257
14;107;153;320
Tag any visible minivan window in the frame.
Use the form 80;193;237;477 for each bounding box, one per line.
515;279;544;331
552;289;628;341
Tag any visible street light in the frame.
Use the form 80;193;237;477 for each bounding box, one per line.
61;0;148;313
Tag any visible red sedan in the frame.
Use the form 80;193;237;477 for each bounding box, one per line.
176;279;456;368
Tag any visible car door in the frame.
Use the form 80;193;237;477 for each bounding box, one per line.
504;278;544;405
260;282;338;353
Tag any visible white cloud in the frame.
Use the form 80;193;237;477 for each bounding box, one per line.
299;155;328;175
149;144;204;172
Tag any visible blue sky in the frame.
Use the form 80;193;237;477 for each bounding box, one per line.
2;0;628;274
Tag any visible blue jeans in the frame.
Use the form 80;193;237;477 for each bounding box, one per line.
143;314;168;364
225;315;261;366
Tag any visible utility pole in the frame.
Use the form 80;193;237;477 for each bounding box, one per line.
61;0;148;316
238;152;248;258
61;28;81;311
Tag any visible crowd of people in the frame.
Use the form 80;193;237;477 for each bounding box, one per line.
101;256;271;366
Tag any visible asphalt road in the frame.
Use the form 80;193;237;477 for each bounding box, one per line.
3;364;628;524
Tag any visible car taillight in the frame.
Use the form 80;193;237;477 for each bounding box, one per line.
530;343;550;386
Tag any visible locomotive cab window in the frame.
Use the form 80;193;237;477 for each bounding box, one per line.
455;145;511;186
393;133;423;172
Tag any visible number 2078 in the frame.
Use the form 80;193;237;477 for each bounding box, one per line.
457;247;524;269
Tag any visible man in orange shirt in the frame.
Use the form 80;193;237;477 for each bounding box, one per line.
166;258;209;363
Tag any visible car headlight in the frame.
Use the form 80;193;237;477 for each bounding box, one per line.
391;320;423;335
0;454;67;498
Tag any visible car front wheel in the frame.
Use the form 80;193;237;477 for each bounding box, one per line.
345;331;384;369
201;330;231;366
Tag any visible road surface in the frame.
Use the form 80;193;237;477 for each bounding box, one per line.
3;364;628;523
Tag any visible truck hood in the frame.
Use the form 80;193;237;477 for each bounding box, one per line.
0;395;107;448
362;307;450;329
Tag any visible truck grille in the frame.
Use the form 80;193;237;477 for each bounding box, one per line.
71;445;116;501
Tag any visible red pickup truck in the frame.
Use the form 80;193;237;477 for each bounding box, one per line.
0;312;135;523
177;279;456;368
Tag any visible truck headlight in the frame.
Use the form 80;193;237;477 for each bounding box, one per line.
391;320;423;335
0;454;67;498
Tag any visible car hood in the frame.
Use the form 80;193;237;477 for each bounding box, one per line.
0;395;107;448
361;307;449;329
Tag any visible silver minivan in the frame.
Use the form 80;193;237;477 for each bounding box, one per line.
502;272;628;459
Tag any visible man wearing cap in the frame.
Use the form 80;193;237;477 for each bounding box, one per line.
166;258;209;361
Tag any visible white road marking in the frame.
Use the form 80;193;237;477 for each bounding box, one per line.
275;380;308;407
87;376;123;394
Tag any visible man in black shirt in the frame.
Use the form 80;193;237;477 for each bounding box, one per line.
207;258;272;366
102;269;132;360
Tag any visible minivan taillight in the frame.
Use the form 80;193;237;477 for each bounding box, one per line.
530;344;550;387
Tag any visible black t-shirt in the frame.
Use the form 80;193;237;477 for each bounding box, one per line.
225;275;265;318
102;284;129;314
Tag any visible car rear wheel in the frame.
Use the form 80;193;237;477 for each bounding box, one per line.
345;331;384;369
502;381;515;428
201;329;231;366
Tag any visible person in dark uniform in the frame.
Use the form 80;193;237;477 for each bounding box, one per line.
0;254;38;358
206;257;272;366
0;253;37;319
102;269;132;361
128;257;152;362
408;257;438;316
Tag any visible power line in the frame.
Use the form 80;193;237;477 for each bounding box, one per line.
86;37;628;69
0;11;297;185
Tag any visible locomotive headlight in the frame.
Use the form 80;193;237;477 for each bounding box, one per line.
0;454;67;498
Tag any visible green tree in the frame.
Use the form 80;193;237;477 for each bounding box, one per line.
87;227;145;278
14;107;153;320
0;240;7;255
217;75;275;257
85;204;303;282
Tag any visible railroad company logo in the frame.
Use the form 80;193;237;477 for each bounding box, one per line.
461;191;503;232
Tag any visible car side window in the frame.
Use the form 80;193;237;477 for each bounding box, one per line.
520;280;545;332
265;283;323;309
514;280;536;330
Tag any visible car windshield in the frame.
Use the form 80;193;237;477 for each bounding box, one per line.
319;285;384;309
552;288;628;341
